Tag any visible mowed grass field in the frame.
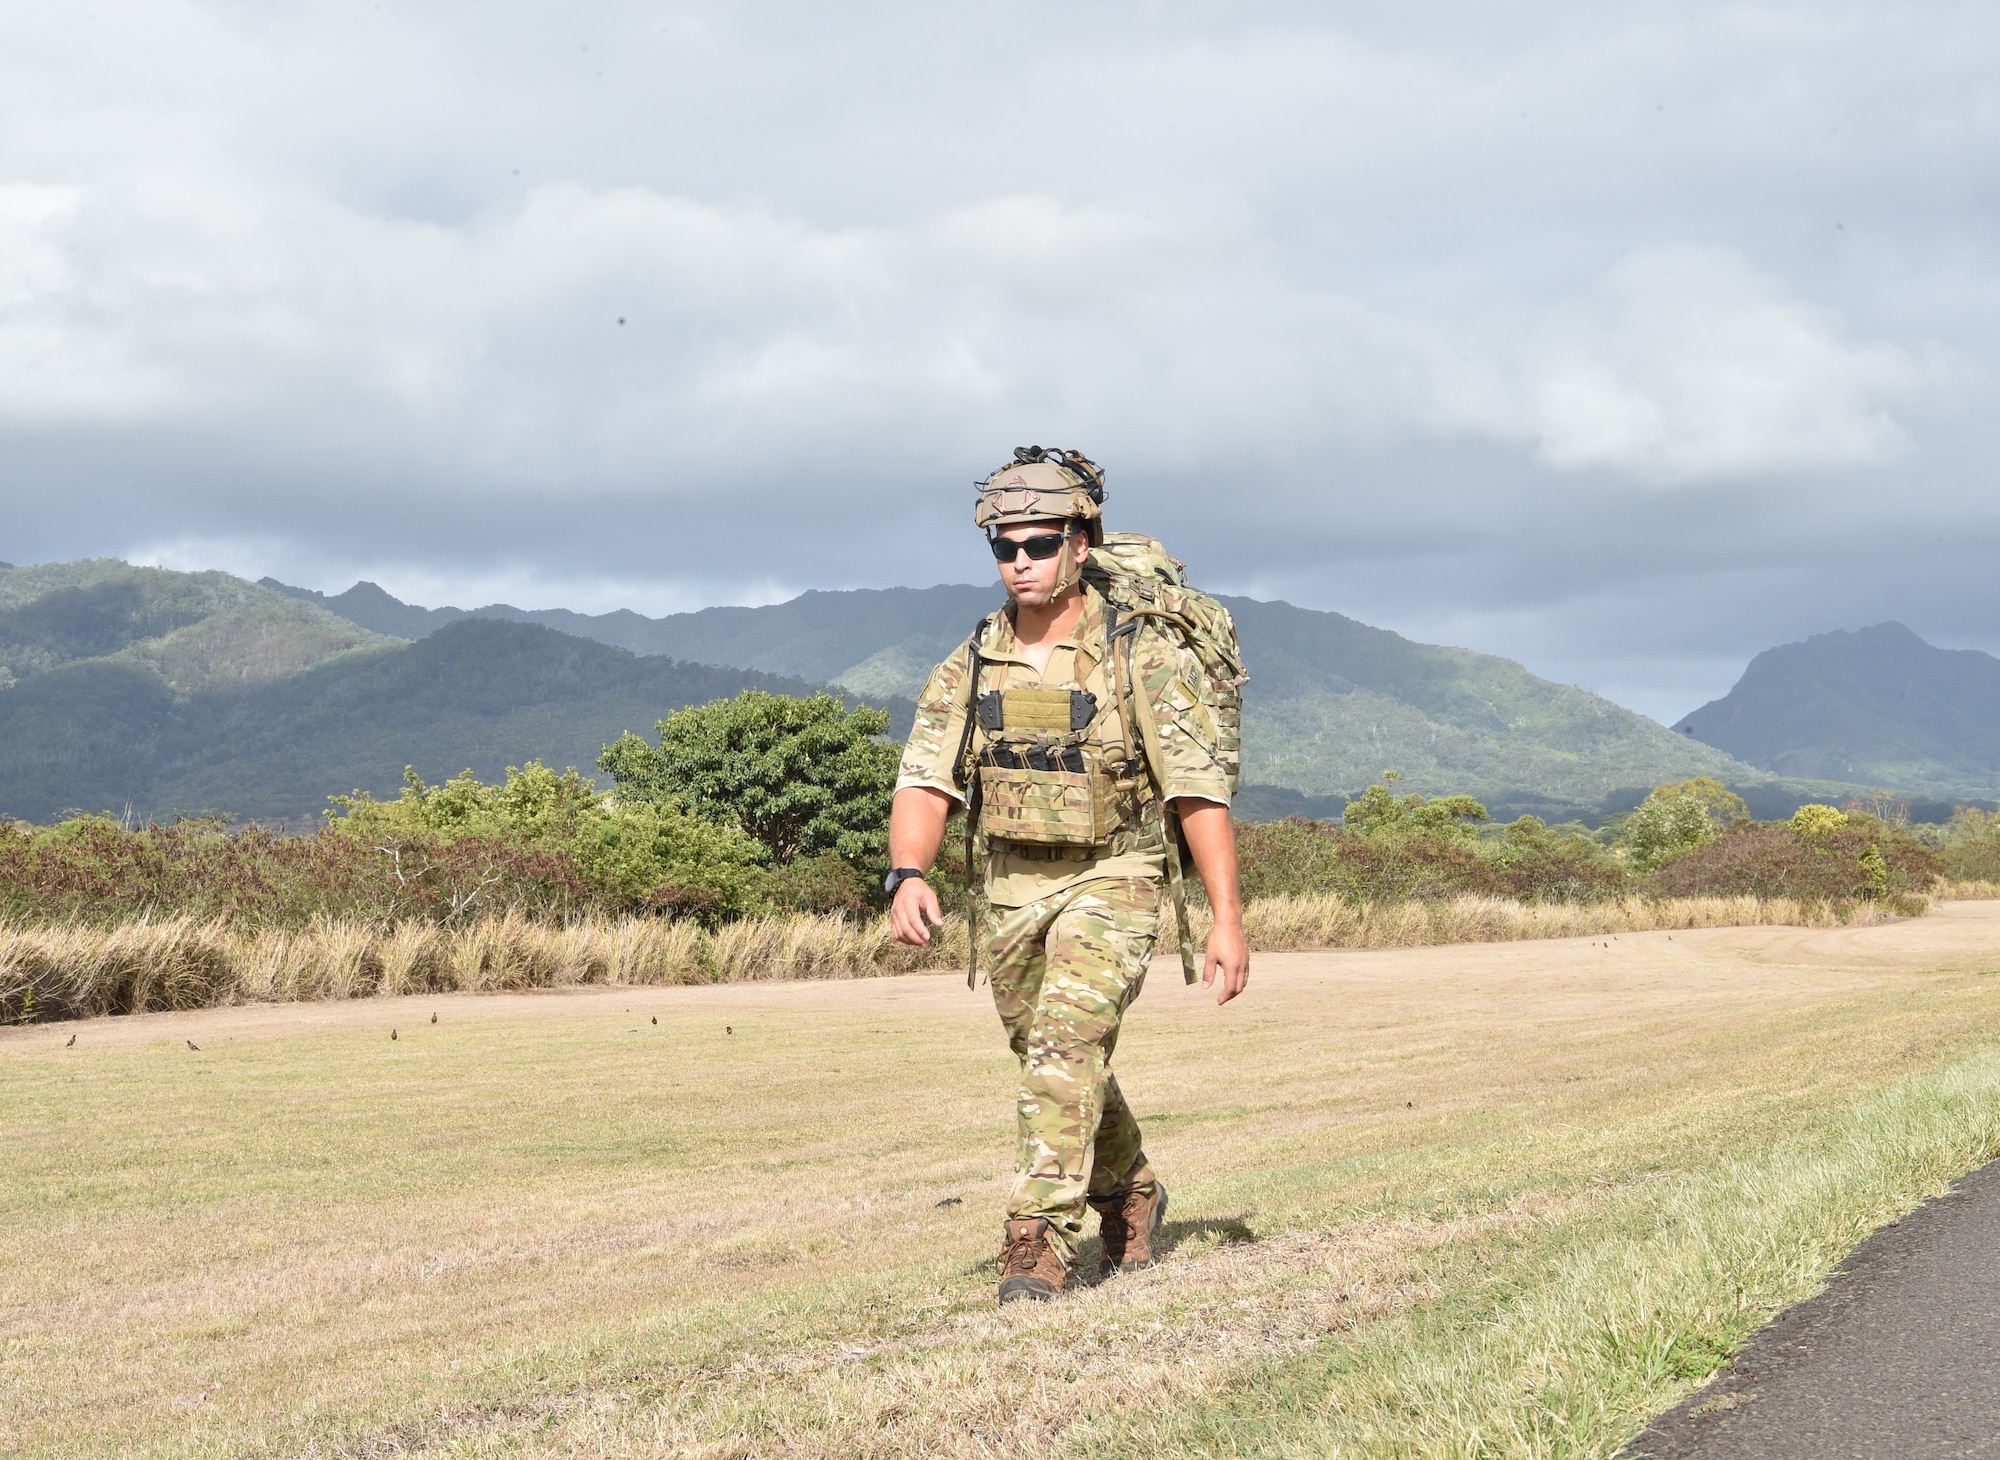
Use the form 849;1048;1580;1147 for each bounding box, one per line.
9;906;2000;1457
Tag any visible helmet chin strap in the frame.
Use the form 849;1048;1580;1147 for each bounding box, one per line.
1050;523;1077;596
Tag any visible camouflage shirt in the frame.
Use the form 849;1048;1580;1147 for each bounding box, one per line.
897;584;1231;907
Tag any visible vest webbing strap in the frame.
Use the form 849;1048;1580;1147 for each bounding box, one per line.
954;619;991;989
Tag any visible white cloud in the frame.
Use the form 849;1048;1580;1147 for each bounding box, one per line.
2;168;1947;492
1517;246;1952;482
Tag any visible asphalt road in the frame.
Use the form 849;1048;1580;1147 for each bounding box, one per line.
1631;1157;2000;1459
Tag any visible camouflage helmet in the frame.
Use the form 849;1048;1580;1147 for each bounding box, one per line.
974;446;1106;546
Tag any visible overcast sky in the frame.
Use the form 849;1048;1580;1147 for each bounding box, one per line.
3;1;1995;720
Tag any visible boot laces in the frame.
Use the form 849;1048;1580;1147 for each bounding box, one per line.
1002;1228;1049;1276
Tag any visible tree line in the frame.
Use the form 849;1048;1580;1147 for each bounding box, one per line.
1;693;1989;931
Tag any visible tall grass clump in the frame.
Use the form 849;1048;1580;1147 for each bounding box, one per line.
0;910;974;1022
2;890;1909;1024
1212;891;1905;953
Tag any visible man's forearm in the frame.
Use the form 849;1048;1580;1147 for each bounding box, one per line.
1173;798;1242;924
887;786;957;948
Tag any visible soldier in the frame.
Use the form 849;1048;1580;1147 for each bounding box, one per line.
886;447;1249;1305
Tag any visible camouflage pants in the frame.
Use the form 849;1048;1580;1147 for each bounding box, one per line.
987;875;1161;1260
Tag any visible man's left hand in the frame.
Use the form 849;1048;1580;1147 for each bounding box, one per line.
1202;917;1249;1004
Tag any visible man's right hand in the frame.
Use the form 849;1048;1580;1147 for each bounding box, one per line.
891;876;945;946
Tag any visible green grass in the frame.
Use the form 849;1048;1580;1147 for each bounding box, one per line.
6;906;2000;1456
1091;1050;2000;1457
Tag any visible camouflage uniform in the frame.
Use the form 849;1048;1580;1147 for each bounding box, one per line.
897;583;1230;1259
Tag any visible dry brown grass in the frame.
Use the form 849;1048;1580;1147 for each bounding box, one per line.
342;1207;1520;1459
11;907;2000;1457
9;906;2000;1456
0;891;1923;1023
1223;890;1911;951
0;909;973;1021
1943;878;2000;900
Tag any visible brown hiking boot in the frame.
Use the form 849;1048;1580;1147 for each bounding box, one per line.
1090;1180;1167;1277
996;1218;1070;1305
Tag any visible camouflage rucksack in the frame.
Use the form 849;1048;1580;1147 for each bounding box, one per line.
1085;533;1247;980
1084;533;1245;798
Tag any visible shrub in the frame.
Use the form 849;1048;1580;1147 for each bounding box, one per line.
566;801;769;925
1236;818;1626;904
1648;820;1938;902
0;760;778;932
329;763;771;925
0;816;592;929
762;852;877;917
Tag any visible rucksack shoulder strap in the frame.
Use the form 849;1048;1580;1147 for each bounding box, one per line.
1111;617;1199;985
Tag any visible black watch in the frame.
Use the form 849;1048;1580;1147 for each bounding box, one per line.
883;867;928;897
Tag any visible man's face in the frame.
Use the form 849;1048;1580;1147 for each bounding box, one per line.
993;520;1090;607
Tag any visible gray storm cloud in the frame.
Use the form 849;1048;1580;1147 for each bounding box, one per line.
1;1;1994;720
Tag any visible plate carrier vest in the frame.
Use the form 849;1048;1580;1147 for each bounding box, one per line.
951;533;1246;986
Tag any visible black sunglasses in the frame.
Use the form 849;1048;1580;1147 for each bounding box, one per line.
988;531;1069;563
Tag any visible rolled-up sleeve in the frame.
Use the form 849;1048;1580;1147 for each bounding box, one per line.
895;645;972;805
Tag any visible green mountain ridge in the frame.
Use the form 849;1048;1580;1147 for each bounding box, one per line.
262;577;994;692
1675;622;2000;799
269;572;1778;818
3;561;391;693
0;562;909;825
7;559;1936;830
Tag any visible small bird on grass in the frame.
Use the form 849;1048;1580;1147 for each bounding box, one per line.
66;1034;76;1047
726;1025;733;1035
186;1040;200;1051
651;1016;657;1025
391;1029;398;1041
431;1012;438;1024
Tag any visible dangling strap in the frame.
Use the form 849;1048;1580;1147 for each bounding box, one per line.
954;619;992;989
1119;624;1199;984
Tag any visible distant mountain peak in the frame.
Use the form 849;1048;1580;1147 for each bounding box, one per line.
1676;622;2000;795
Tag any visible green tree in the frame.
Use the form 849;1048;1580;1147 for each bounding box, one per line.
599;691;899;868
1341;771;1489;840
1622;776;1747;872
